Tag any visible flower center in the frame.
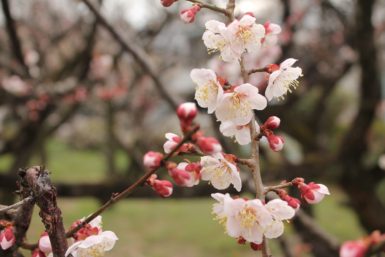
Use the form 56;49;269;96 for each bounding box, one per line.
196;81;217;101
230;93;250;118
239;207;257;229
237;26;253;43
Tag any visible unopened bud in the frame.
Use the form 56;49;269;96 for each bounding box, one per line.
264;116;280;130
177;102;197;121
196;136;222;155
38;232;52;254
267;134;284;152
152;179;173;197
0;227;15;250
298;182;330;204
250;242;263;251
143;151;164;170
180;5;200;23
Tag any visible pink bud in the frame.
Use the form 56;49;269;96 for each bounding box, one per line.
32;249;47;257
168;162;200;187
161;0;177;7
152;179;173;197
196;136;222;155
179;5;200;23
163;133;182;154
0;227;15;250
177;102;197;122
143;151;164;170
264;116;281;130
281;194;301;210
38;232;51;254
267;134;284;151
299;182;330;204
340;240;367;257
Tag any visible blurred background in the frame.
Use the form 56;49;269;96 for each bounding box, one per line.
0;0;385;256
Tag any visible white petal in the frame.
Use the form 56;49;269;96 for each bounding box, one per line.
226;217;242;238
317;184;330;195
264;220;284;239
239;15;256;26
265;199;295;220
205;20;226;33
280;58;297;69
219;121;237;137
234;127;251;145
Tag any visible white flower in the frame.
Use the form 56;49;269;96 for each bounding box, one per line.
215;83;267;125
263;199;295;239
265;58;302;101
65;231;118;257
190;68;224;113
225;199;272;244
38;232;52;254
211;193;233;219
262;22;281;47
203;20;241;62
219;121;260;145
227;14;265;55
200;153;241;191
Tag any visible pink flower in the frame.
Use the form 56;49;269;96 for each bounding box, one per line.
38;232;52;254
168;162;200;187
262;21;281;47
143;151;164;170
299;182;330;204
196;136;222;155
263;116;281;130
180;5;200;23
163;133;182;154
267;134;284;152
177;102;197;122
161;0;177;7
340;240;368;257
0;227;15;250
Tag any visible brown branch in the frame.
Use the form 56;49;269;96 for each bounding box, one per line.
248;68;266;75
81;0;178;110
1;0;30;77
19;166;68;257
187;0;230;17
65;125;199;238
0;197;33;214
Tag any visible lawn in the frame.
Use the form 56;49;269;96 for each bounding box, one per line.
1;140;365;256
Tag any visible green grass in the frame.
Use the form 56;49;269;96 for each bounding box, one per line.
3;140;365;256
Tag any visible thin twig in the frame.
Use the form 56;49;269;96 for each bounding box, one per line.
187;0;229;17
264;181;293;194
65;125;199;238
0;197;33;214
81;0;178;109
248;68;266;75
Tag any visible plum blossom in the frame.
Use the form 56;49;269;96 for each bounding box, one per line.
190;68;223;113
215;83;267;125
0;227;15;250
227;14;265;55
202;20;241;62
264;199;295;239
299;182;330;204
262;22;281;47
168;162;200;187
147;174;173;197
225;198;272;244
65;231;118;257
265;58;303;101
263;116;281;130
219;121;260;145
200;153;241;191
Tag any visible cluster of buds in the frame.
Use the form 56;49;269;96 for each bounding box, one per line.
0;224;15;250
274;178;330;207
340;231;385;257
260;116;284;151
